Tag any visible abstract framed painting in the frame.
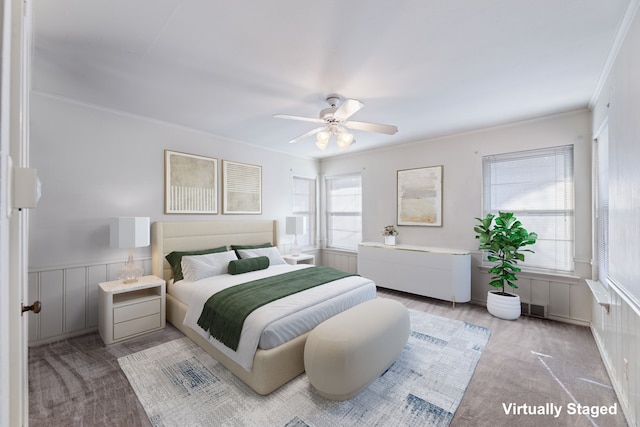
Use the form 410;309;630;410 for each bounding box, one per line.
164;150;218;214
222;160;262;214
397;165;443;227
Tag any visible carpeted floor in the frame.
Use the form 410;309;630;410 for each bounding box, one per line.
29;288;629;427
118;310;491;426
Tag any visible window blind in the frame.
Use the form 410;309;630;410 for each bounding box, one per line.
325;173;362;251
594;126;609;286
482;145;575;273
292;176;317;248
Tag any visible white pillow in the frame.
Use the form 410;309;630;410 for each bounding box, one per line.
181;250;238;282
237;247;286;265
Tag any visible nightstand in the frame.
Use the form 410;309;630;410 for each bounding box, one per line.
283;253;315;265
98;275;166;345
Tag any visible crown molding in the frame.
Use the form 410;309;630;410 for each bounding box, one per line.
589;0;640;109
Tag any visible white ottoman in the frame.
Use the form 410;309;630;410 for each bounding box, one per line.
303;298;410;401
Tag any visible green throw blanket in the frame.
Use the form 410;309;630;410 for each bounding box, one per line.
197;266;357;351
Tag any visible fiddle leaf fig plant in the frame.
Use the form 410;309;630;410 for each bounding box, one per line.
474;212;538;294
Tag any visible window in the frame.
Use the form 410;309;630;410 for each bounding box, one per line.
482;145;574;273
594;125;609;286
325;173;362;251
292;176;316;248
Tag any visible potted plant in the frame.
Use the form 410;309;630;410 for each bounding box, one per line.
382;225;398;245
474;212;537;320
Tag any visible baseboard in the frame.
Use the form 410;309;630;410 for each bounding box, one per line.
470;298;590;326
545;314;589;327
28;326;98;347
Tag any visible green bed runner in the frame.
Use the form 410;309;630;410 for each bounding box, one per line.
197;266;357;351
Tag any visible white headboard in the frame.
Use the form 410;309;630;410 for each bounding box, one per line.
151;220;278;282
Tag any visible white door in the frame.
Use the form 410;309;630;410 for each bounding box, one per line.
1;1;33;426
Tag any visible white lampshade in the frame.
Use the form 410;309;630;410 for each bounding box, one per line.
110;217;150;283
110;217;150;249
316;131;330;151
286;216;304;256
315;129;354;152
336;131;354;150
286;216;304;235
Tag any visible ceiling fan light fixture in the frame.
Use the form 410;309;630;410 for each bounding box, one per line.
276;96;396;153
316;130;330;150
336;131;354;150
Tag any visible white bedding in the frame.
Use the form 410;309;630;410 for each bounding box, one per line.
173;264;377;371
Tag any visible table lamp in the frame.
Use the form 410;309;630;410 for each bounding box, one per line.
110;217;150;283
286;216;304;256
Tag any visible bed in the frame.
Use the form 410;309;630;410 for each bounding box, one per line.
150;220;377;395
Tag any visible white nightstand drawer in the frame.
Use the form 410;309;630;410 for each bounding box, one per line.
99;275;166;345
113;298;161;324
113;313;161;340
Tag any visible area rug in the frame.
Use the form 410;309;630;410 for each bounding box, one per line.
118;309;491;427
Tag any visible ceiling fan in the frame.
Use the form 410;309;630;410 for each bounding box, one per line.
274;95;398;151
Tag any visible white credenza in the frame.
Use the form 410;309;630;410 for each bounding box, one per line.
357;242;471;304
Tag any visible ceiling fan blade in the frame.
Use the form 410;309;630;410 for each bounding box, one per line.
333;99;364;121
287;126;327;144
343;120;398;135
274;114;325;125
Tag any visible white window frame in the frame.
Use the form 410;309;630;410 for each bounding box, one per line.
291;175;317;249
325;173;362;251
482;145;575;273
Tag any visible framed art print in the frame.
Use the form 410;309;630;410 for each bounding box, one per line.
222;160;262;214
397;165;443;226
164;150;218;214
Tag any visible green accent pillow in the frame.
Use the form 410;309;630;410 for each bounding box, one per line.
166;246;227;281
228;256;270;275
230;243;272;257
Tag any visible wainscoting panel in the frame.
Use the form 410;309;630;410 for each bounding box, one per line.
29;258;151;345
39;270;64;340
548;280;571;319
570;280;593;322
530;279;550;306
321;249;357;274
473;269;587;324
87;265;107;328
591;282;640;427
65;267;87;334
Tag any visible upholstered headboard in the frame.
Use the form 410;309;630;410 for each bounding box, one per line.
151;220;278;282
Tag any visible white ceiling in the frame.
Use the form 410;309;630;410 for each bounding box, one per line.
32;0;631;159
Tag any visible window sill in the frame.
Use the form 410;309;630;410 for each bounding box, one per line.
323;247;358;255
585;279;610;313
477;265;580;285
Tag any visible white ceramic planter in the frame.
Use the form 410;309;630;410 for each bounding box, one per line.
384;235;396;245
486;291;521;320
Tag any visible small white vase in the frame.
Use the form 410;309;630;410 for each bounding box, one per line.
486;291;521;320
384;235;396;245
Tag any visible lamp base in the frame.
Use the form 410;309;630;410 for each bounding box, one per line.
118;252;144;284
291;235;300;256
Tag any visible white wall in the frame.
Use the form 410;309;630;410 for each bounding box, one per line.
30;92;319;267
590;6;640;426
28;92;319;343
320;109;592;277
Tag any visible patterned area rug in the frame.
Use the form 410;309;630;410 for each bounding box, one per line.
118;309;491;427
